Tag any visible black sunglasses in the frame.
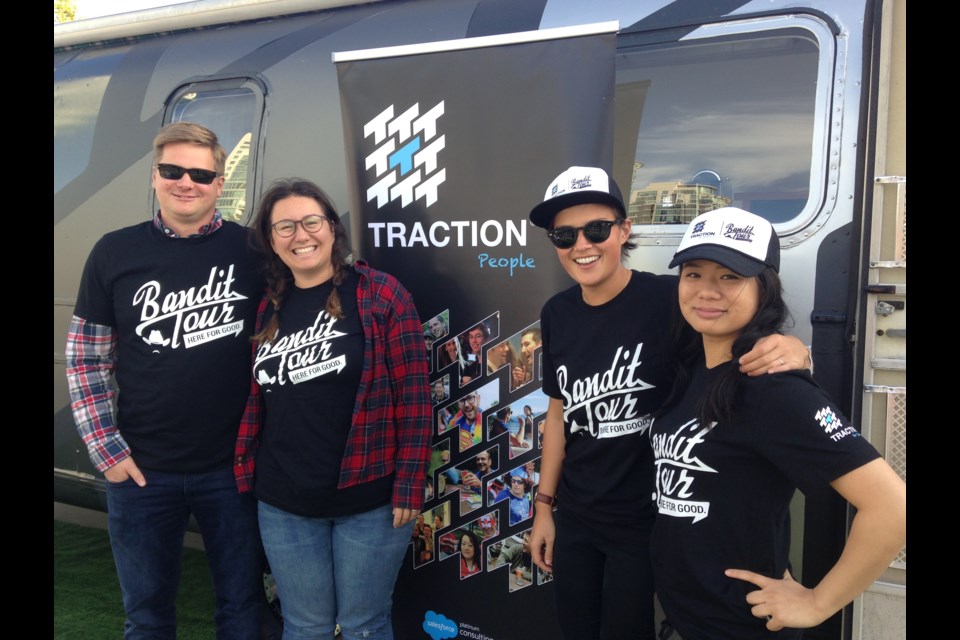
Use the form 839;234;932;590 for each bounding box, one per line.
546;219;619;249
155;163;220;185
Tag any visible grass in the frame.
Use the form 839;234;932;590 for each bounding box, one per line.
53;520;217;639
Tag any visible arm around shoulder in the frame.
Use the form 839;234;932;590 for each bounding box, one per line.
739;333;811;376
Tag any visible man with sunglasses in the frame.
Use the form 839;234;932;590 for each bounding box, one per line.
527;166;812;640
493;467;533;526
65;122;263;639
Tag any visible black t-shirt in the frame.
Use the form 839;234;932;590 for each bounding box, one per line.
253;271;391;516
650;364;880;640
541;270;677;529
73;221;262;473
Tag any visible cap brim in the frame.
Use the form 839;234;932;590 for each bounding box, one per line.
668;245;768;276
529;191;625;228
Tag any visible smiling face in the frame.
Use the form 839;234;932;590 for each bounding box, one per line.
460;534;475;560
433;380;445;397
487;342;507;368
551;203;632;305
475;451;491;472
269;195;334;288
444;339;458;358
467;328;486;354
429;317;446;338
152;143;223;235
509;475;526;498
520;331;540;364
678;259;760;352
458;394;478;421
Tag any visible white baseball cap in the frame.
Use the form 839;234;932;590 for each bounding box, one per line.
529;166;626;228
669;207;779;276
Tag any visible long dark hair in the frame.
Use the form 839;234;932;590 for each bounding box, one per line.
660;267;790;427
249;178;350;345
460;531;480;564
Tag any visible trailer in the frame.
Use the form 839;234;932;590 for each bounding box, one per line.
54;1;906;637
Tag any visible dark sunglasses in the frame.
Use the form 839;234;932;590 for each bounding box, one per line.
155;163;220;185
546;219;619;249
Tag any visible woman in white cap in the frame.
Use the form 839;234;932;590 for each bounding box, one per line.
650;207;905;639
527;167;812;640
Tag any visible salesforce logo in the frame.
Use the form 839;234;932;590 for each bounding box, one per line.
422;610;458;640
363;102;446;209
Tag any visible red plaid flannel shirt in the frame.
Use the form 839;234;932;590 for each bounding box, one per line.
234;261;432;511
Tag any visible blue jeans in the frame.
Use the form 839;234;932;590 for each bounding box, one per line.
106;466;261;640
258;501;412;640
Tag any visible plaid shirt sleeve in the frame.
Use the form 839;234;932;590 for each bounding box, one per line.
345;264;432;510
381;277;432;511
233;296;269;493
65;315;130;472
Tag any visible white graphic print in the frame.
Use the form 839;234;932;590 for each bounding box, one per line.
816;406;859;442
557;343;655;439
253;310;347;386
650;418;717;523
133;265;246;350
364;102;446;209
816;406;842;433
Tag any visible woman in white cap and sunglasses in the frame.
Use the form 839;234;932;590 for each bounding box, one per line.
527;167;811;640
649;207;905;639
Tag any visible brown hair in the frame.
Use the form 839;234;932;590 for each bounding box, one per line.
152;122;227;174
249;178;351;345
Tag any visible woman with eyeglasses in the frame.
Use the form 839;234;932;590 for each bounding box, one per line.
527;167;811;640
234;178;432;640
650;208;905;638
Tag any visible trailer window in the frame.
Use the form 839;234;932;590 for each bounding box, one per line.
165;80;264;223
614;23;826;227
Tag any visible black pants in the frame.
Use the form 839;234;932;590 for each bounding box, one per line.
553;508;656;640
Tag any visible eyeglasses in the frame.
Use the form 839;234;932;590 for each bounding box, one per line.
546;219;619;249
510;478;526;485
155;163;220;185
271;215;328;238
458;395;477;404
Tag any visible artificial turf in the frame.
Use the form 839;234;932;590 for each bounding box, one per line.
53;520;217;639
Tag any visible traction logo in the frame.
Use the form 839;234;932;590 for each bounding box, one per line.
815;406;842;433
363;102;446;209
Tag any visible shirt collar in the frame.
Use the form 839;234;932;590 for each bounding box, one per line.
153;210;223;238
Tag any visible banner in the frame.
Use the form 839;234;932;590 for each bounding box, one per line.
336;24;616;639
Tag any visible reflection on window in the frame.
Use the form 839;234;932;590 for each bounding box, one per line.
169;86;257;222
615;30;820;225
